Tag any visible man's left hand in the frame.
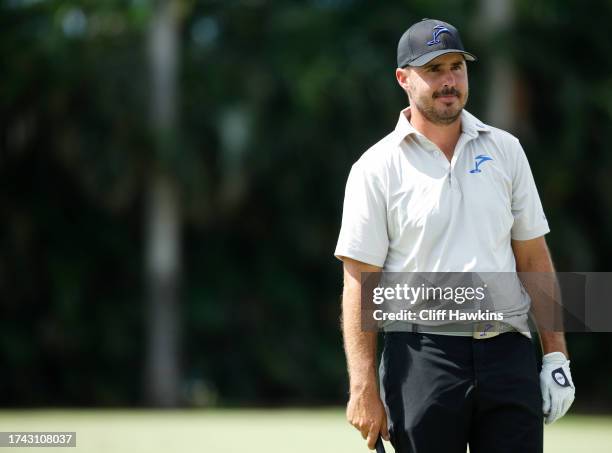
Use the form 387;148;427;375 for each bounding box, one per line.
540;351;575;424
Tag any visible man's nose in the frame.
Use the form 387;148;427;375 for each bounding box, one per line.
442;69;455;87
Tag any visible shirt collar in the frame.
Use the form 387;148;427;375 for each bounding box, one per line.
393;107;420;145
461;109;490;138
393;107;490;146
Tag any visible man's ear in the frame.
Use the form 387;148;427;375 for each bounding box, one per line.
395;67;411;92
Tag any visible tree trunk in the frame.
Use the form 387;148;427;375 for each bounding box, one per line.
480;0;516;131
145;0;181;407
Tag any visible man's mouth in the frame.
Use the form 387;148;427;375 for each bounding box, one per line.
434;90;460;100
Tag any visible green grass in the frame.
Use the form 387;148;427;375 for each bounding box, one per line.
0;409;610;452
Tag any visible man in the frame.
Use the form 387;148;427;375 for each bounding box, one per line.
334;19;575;453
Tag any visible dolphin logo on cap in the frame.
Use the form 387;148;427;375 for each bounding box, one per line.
427;25;451;46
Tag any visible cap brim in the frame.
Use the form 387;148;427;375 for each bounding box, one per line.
406;49;477;67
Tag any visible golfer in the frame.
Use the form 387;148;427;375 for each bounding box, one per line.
334;19;575;453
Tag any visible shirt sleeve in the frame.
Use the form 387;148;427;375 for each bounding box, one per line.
334;160;389;267
510;139;550;240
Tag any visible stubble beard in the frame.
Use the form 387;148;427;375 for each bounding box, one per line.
412;89;468;126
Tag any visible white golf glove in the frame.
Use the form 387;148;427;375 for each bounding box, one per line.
540;352;575;424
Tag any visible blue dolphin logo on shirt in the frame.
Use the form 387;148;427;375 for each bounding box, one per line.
469;155;493;173
427;25;451;46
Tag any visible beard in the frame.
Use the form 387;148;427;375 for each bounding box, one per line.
412;87;468;125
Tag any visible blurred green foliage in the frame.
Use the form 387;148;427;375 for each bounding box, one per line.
1;0;611;408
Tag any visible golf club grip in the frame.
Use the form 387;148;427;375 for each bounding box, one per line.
375;436;386;453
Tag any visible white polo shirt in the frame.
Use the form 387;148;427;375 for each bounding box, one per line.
334;107;550;333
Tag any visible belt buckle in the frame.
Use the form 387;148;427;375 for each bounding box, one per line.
473;321;500;340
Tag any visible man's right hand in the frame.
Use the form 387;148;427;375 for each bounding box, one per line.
341;257;387;450
346;385;390;450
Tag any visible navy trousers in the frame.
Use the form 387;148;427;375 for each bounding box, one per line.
379;332;543;453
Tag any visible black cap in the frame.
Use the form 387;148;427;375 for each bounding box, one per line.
397;18;476;68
